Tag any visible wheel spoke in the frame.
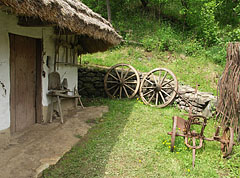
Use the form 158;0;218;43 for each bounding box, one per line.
113;86;119;96
107;84;118;91
158;71;162;84
152;74;158;84
121;66;124;79
114;68;121;80
109;73;118;81
162;79;174;87
161;89;171;97
145;78;154;85
142;86;155;89
125;73;136;81
119;86;123;99
125;81;138;84
162;86;174;90
123;68;130;79
159;91;166;103
106;81;118;84
123;85;129;98
160;72;167;85
155;92;159;105
148;92;155;103
143;89;154;96
124;84;135;92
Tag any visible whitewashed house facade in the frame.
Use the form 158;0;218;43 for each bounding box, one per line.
0;0;121;148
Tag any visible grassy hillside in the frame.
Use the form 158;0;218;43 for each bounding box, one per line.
81;7;226;94
82;45;223;95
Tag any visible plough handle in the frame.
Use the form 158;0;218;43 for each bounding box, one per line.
185;137;203;149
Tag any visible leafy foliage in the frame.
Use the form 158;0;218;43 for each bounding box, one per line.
186;0;219;46
81;0;239;63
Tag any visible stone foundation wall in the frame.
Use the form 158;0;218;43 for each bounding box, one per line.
78;66;217;117
78;66;108;97
176;85;217;117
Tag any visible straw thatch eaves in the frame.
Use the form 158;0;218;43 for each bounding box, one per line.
0;0;122;53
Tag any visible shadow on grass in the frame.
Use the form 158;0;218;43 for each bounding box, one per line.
42;98;136;178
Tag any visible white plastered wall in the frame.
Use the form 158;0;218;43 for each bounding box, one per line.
0;11;78;131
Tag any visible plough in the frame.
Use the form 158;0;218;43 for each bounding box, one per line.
168;108;234;167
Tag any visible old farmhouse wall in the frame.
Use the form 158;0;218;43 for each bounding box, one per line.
0;11;78;142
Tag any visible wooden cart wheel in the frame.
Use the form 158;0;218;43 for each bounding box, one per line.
171;116;177;152
104;63;140;99
221;127;234;158
139;68;178;108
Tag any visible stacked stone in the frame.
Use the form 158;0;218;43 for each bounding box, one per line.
78;66;217;117
175;85;217;117
78;67;108;97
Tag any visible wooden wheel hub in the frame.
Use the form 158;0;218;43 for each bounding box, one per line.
155;84;162;92
119;79;125;86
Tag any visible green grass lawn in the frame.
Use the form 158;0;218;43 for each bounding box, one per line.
42;98;240;178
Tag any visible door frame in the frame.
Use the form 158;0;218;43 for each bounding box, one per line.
36;38;43;124
9;33;43;133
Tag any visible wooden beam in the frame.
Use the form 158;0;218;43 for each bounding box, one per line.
18;16;54;27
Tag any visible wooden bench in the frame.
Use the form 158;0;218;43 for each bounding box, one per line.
47;89;84;123
48;72;84;123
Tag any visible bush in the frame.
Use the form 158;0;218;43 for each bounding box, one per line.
204;45;226;65
228;28;240;42
140;23;181;52
183;39;203;56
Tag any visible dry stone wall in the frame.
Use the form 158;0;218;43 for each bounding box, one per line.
78;66;108;97
176;85;217;117
78;66;217;117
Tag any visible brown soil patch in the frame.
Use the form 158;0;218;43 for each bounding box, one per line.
0;106;108;178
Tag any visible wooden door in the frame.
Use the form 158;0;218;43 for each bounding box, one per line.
10;34;40;132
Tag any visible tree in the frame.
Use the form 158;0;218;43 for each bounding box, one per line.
140;0;149;8
106;0;111;23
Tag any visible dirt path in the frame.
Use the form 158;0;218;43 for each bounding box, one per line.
0;106;108;178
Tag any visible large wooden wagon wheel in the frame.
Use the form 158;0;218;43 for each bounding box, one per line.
139;68;178;108
104;63;140;99
221;127;234;158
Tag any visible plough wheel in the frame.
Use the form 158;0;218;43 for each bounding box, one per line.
171;116;177;152
221;127;234;158
139;68;178;108
104;63;140;99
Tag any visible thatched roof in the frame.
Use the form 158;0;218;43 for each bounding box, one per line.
0;0;122;53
